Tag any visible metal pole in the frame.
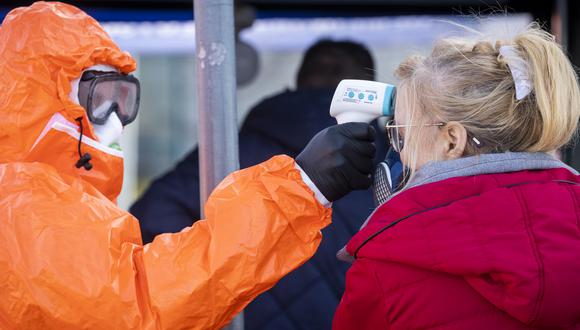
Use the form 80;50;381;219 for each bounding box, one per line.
557;0;568;50
193;1;243;329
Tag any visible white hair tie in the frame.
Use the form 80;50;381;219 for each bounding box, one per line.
499;45;532;100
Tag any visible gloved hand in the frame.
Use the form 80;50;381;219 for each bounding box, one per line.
296;122;376;202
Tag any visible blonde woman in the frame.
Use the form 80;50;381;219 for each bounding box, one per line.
333;24;580;329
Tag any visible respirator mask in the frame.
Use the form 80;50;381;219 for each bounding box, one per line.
372;147;406;206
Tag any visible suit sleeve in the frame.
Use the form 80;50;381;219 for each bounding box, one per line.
0;155;331;330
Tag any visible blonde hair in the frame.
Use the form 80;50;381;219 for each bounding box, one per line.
395;22;580;172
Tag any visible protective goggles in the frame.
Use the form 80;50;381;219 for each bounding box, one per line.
78;70;140;126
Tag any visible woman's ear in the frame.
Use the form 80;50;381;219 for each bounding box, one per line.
441;121;467;159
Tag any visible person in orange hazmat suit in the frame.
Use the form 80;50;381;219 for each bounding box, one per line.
0;2;377;329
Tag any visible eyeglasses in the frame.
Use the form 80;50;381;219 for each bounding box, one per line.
385;119;445;152
385;119;483;152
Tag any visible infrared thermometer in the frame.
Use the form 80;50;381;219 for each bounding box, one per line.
329;79;396;124
329;79;402;206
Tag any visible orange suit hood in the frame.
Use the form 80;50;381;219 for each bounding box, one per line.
0;1;136;200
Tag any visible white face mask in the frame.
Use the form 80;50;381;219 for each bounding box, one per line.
93;111;123;150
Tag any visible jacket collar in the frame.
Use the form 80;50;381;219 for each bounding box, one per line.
407;152;577;190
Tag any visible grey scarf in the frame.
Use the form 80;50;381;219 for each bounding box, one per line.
407;152;576;189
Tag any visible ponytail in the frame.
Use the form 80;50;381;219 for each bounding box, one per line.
515;23;580;151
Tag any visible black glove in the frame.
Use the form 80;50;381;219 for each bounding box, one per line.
296;122;376;202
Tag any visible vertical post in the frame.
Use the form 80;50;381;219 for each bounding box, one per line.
193;1;239;213
557;0;568;50
193;1;243;329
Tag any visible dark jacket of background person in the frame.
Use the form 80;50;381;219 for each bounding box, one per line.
131;40;388;329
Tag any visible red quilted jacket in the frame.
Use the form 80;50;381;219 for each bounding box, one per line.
333;168;580;329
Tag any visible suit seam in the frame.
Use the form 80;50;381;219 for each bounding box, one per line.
565;185;580;232
513;187;545;326
378;269;432;295
368;261;391;330
309;255;343;301
256;283;314;330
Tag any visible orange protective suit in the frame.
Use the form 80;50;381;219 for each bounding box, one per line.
0;2;331;329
